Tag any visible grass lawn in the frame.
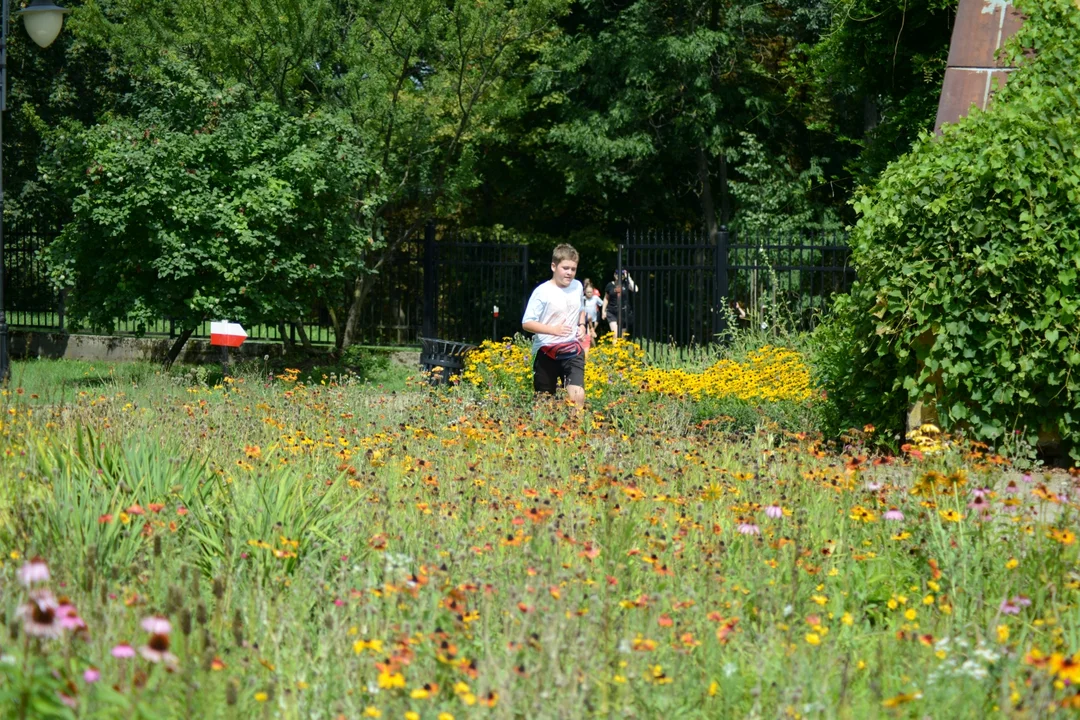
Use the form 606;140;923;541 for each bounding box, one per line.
0;346;1076;718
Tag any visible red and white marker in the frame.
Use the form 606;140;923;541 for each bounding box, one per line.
210;321;247;348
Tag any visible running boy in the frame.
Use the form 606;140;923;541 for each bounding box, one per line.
521;244;586;406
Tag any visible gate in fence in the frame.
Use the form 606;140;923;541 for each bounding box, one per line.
622;227;854;352
5;222;531;347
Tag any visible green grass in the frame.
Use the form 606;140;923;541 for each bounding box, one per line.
0;360;1075;718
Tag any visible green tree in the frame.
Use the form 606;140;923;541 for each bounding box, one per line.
800;0;954;188
501;0;842;238
47;75;377;364
51;0;569;350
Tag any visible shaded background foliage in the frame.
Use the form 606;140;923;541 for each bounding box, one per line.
1;0;957;346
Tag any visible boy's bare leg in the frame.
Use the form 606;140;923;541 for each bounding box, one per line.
566;384;585;406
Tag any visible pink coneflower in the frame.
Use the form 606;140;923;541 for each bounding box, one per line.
139;633;177;666
999;598;1021;615
17;589;62;639
864;481;882;492
111;643;136;659
1021;473;1033;484
737;523;760;536
83;668;101;683
765;505;783;519
971;487;991;498
1004;481;1019;494
56;603;86;631
883;508;904;521
141;616;171;635
17;557;50;587
968;495;991;511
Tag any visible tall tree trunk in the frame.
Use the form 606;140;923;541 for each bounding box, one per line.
328;303;343;351
292;319;313;353
278;322;295;353
163;327;196;369
340;275;378;350
339;275;366;350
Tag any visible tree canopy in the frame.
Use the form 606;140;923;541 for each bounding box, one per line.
0;0;957;348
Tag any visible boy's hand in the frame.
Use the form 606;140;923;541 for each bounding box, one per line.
554;323;576;337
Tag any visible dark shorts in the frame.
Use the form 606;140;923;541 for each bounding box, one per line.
533;350;586;394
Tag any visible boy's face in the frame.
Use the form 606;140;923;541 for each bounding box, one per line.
551;259;578;288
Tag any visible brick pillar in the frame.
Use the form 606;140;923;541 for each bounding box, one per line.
934;0;1024;133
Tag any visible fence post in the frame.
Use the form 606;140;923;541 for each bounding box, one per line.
616;244;624;340
422;220;436;339
57;288;65;333
714;225;729;338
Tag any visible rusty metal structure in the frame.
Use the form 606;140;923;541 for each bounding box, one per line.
934;0;1024;131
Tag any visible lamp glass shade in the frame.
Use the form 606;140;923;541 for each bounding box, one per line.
21;10;65;48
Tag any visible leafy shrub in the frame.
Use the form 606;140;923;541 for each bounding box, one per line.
815;0;1080;456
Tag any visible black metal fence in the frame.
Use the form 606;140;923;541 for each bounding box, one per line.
423;227;530;343
5;224;63;330
622;227;854;352
5;223;532;347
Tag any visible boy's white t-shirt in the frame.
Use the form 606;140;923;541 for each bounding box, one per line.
522;279;584;354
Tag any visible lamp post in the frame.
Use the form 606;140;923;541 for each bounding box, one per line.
0;0;69;382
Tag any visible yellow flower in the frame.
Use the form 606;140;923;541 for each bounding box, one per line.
1049;528;1076;545
938;509;963;522
405;713;420;720
364;708;382;718
254;692;268;703
1006;558;1019;570
805;633;821;645
378;671;406;689
882;691;922;707
354;638;384;654
904;608;917;621
997;625;1010;643
438;713;455;720
708;680;719;696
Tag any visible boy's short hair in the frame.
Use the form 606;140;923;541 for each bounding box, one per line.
552;244;579;265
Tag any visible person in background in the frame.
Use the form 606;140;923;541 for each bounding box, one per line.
582;280;602;351
521;244;587;406
602;269;638;339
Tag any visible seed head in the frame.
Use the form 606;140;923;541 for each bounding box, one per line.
231;610;244;646
226;679;239;706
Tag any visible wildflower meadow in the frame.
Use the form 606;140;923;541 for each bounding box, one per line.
1;339;1078;719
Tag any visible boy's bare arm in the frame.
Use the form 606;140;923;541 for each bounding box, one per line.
523;320;575;337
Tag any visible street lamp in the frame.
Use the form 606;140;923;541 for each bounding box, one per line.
0;0;69;381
